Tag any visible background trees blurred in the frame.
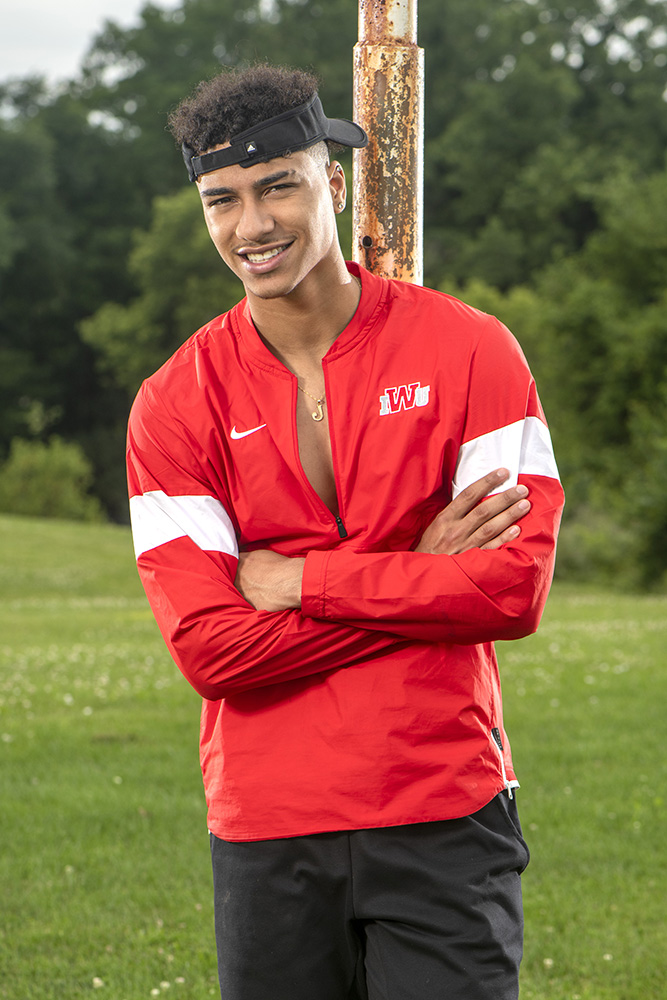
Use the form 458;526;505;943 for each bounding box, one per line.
1;0;666;584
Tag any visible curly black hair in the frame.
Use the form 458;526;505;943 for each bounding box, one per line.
168;64;322;156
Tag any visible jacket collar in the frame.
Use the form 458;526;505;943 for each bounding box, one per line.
232;262;387;371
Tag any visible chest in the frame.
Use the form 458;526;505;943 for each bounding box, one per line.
200;354;466;555
295;391;338;514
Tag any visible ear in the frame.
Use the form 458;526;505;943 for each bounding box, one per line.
328;161;347;213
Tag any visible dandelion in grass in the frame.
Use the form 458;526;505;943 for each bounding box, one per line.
543;958;554;968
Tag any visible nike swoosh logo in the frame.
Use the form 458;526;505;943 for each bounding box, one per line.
230;423;267;440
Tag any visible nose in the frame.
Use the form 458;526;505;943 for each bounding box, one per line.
235;197;275;244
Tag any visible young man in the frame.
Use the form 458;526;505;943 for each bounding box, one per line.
127;64;564;1000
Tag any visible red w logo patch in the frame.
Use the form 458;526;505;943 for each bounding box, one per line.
379;382;431;415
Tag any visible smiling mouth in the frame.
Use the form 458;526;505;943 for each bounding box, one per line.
241;242;292;263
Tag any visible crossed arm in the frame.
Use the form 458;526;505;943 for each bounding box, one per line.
236;468;531;613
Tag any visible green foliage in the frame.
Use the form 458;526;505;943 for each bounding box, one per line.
81;188;243;393
422;0;667;286
0;437;106;523
626;383;667;588
444;159;667;588
0;113;74;445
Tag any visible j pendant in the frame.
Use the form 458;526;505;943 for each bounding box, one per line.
297;384;326;421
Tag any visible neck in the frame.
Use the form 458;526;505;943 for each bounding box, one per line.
247;257;361;367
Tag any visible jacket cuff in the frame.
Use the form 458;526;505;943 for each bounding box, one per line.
301;549;332;619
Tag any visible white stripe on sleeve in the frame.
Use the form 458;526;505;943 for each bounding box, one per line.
130;490;239;559
452;416;560;499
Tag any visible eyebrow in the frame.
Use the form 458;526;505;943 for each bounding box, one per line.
200;169;298;198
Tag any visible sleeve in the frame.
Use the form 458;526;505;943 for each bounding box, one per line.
300;317;564;644
127;382;402;702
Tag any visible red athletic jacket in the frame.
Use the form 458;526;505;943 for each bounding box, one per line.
127;263;564;841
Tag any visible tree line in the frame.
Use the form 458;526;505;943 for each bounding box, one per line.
1;0;666;586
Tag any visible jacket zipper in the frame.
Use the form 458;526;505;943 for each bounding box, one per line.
491;726;514;800
335;514;348;538
322;363;347;540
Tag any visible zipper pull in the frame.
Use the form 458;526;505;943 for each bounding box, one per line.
335;515;348;539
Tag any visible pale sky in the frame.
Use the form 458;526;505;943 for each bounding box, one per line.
0;0;181;86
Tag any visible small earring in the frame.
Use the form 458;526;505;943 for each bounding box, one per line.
338;202;345;210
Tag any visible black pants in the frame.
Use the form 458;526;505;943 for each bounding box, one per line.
210;792;529;1000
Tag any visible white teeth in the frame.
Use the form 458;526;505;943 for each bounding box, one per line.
246;246;285;262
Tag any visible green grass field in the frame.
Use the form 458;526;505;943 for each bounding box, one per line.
1;514;665;999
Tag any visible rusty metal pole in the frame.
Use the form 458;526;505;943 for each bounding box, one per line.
352;0;424;284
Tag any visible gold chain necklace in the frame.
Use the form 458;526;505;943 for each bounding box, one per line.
294;274;359;423
297;384;326;422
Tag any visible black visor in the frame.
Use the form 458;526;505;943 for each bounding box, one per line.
182;94;367;182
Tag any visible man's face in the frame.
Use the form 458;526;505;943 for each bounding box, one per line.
197;149;345;300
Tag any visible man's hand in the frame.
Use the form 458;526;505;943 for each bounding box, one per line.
235;549;305;613
415;468;530;555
